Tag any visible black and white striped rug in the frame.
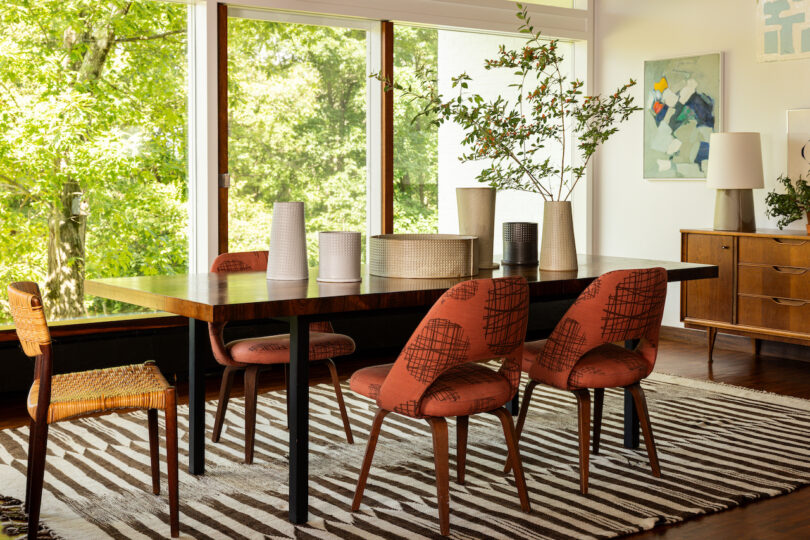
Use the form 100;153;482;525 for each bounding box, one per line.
1;371;809;539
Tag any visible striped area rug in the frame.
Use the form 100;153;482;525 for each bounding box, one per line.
1;372;809;539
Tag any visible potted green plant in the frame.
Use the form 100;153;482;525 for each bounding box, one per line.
765;174;810;233
376;4;640;270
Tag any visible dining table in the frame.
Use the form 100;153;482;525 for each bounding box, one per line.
85;254;717;524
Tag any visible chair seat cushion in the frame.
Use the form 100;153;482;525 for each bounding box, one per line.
227;332;355;365
351;362;513;417
350;363;393;401
568;344;651;388
523;340;650;389
28;362;170;424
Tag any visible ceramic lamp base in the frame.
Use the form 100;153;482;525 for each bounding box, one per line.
713;188;756;232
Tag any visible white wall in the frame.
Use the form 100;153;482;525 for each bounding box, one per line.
593;0;810;326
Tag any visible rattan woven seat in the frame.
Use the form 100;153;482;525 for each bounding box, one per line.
28;362;170;424
7;281;179;538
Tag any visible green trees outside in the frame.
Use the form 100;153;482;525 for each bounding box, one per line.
0;0;188;322
0;2;440;324
227;20;439;260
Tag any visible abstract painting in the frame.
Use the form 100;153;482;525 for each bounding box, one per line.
643;53;722;179
757;0;810;62
788;109;810;180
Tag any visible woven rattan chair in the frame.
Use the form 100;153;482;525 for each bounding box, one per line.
208;251;355;464
7;282;179;539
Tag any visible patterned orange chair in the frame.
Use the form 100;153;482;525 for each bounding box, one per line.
350;276;532;535
208;251;355;464
508;268;667;494
8;282;179;538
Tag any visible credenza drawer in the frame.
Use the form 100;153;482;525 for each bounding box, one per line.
737;294;810;333
739;236;810;266
738;264;810;301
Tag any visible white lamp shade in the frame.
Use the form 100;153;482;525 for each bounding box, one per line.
706;132;765;189
267;201;309;281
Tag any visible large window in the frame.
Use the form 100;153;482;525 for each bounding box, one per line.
0;0;188;324
226;13;374;263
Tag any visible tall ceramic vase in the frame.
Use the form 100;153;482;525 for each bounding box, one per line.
456;187;499;270
539;200;578;272
267;201;309;280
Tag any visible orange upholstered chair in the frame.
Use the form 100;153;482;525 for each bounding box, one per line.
510;268;667;494
208;251;355;464
8;282;179;538
350;277;532;535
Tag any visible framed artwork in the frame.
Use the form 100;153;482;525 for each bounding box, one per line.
756;0;810;62
643;53;723;179
787;109;810;180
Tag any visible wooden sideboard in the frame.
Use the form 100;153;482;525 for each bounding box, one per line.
681;228;810;361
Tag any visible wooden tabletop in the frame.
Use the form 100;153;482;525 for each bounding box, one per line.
85;254;717;323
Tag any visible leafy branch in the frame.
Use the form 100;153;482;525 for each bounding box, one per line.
372;3;640;201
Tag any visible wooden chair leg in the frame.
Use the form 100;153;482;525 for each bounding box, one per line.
574;389;591;495
244;366;261;465
491;408;531;512
165;388;180;538
148;409;160;495
24;419;35;513
212;365;239;443
456;416;468;485
427;417;451;536
627;383;661;478
27;418;49;540
707;327;717;364
325;358;354;444
352;408;388;511
593;388;604;455
504;379;538;474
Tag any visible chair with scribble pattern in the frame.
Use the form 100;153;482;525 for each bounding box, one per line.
208;251;355;464
508;268;667;494
8;281;179;538
350;276;532;535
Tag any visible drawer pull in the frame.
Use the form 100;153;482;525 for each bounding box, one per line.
771;297;808;307
720;245;729;250
772;266;808;275
773;238;808;246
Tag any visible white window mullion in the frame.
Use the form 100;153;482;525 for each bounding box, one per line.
188;0;220;273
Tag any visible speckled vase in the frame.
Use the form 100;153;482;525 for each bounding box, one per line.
539;201;578;272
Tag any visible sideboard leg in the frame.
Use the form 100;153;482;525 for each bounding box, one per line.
752;338;761;357
707;327;717;364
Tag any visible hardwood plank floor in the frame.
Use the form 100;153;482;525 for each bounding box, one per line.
1;338;808;538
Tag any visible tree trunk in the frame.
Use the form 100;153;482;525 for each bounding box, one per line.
45;180;87;320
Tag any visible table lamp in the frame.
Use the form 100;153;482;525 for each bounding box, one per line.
706;132;764;232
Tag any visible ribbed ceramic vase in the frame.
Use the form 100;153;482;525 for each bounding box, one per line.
456;187;498;269
539;201;578;272
267;201;309;281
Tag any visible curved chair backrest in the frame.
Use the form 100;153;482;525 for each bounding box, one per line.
377;276;529;417
8;281;51;358
535;268;667;389
208;251;333;366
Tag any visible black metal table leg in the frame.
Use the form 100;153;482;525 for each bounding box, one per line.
288;316;310;524
188;318;207;474
623;339;640;449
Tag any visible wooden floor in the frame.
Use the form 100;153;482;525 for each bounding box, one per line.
629;337;810;539
1;338;809;538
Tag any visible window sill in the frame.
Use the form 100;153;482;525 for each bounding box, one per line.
0;312;188;343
